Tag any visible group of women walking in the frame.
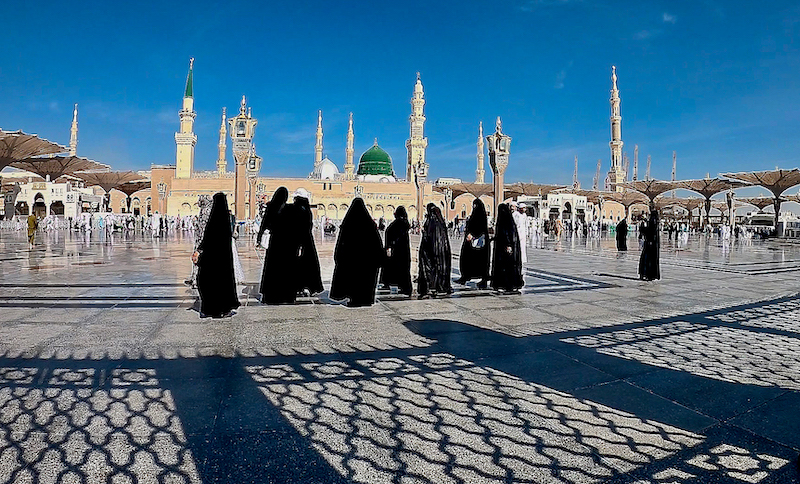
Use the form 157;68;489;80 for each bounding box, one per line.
193;189;527;316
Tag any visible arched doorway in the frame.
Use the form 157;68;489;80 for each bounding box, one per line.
327;204;338;220
132;198;141;216
50;201;65;216
562;201;572;221
33;193;47;218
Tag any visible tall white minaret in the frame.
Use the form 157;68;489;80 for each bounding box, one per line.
633;144;639;181
175;58;197;179
573;155;580;188
406;72;429;184
344;112;355;180
476;121;485;184
69;104;78;156
314;110;323;173
672;151;677;181
607;66;625;191
216;107;227;176
646;154;652;180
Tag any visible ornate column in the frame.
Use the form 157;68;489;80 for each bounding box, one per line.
486;117;511;222
228;96;257;220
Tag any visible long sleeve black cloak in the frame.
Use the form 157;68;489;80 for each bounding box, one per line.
638;212;661;280
196;193;240;317
330;198;385;307
293;196;324;295
616;219;628;251
418;204;452;296
491;204;524;292
260;201;304;304
380;206;412;295
458;199;490;281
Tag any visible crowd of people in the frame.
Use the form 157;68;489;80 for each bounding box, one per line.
11;189;780;317
190;189;528;317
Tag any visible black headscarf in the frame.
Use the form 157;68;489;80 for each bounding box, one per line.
196;193;240;317
459;199;490;281
418;203;452;295
491;203;523;291
257;187;288;245
330;198;385;306
380;205;412;294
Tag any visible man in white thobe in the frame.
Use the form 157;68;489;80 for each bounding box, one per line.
511;202;529;265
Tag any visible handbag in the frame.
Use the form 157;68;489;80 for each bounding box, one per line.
471;234;486;249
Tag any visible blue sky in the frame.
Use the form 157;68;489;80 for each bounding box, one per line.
2;0;799;196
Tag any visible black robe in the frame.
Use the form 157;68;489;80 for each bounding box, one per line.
418;205;452;295
329;199;385;307
196;193;240;317
293;197;324;295
616;219;628;251
638;214;661;280
491;204;524;291
459;200;490;281
380;208;412;295
260;203;304;304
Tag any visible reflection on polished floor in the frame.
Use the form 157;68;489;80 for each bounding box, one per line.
0;229;798;483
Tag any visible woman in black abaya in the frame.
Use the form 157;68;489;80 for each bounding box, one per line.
491;204;524;292
194;192;240;317
418;203;452;298
292;195;324;296
616;218;628;251
455;199;490;288
330;198;385;307
380;206;412;295
638;209;661;281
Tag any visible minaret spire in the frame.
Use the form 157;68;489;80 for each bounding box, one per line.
217;107;227;176
606;65;625;191
646;154;652;180
593;159;602;190
175;58;197;179
314;110;323;172
476;121;485;184
406;73;429;183
69;104;78;156
344;112;355;180
633;144;639;181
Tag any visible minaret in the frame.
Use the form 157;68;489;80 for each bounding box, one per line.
476;121;485;184
344;112;355;180
216;107;227;176
573;155;580;188
646;154;652;180
607;66;625;191
314;110;323;174
633;145;639;181
406;72;429;184
175;58;197;179
69;104;78;156
671;151;677;181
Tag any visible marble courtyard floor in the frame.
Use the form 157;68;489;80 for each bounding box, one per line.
0;229;799;483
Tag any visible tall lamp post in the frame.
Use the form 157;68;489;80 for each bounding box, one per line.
412;159;426;224
229;96;257;220
486;117;511;222
246;144;262;221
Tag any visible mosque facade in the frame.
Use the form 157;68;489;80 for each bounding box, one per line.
143;61;459;223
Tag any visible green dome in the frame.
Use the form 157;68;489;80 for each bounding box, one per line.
357;141;395;177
